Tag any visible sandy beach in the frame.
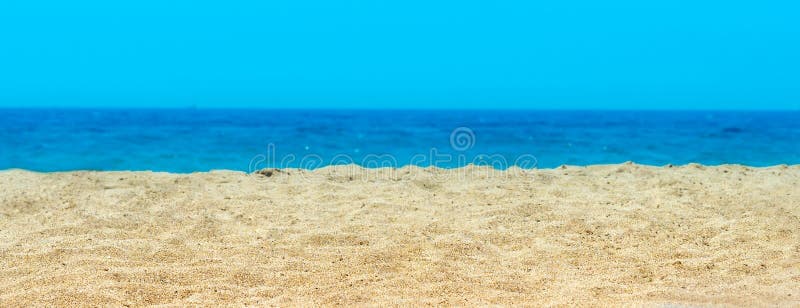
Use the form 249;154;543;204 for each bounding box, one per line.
1;164;798;306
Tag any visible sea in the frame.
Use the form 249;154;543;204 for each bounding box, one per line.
1;109;798;173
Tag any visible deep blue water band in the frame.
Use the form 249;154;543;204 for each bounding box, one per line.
1;109;798;172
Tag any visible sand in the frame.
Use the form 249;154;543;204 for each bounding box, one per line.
0;164;798;306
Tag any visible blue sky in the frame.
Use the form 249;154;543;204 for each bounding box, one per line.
1;0;798;109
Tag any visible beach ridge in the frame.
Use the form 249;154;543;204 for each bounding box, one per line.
1;163;798;305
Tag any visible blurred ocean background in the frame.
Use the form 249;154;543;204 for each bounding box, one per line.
1;109;798;172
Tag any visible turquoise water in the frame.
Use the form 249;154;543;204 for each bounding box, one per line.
0;109;798;172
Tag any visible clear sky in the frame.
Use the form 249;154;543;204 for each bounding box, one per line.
1;0;798;109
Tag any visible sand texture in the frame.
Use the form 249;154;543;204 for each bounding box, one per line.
1;164;799;306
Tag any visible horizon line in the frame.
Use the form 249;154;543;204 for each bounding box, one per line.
1;107;800;112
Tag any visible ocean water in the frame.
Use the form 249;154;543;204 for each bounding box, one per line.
0;109;798;172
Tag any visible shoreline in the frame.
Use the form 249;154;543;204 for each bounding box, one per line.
1;163;799;305
2;161;798;174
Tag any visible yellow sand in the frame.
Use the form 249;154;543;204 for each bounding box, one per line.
1;164;799;306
